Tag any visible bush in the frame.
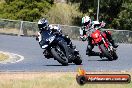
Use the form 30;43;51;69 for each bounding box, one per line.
112;2;132;30
0;0;53;22
45;3;82;26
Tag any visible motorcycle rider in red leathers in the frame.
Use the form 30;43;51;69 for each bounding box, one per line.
80;16;118;58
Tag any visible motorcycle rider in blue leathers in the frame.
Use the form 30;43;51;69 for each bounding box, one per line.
36;18;75;50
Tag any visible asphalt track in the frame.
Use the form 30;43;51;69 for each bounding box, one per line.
0;35;132;72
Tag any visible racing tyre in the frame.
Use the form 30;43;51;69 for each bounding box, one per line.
51;46;68;66
113;51;118;60
100;44;113;61
73;55;82;65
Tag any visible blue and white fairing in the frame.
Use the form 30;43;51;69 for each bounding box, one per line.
40;30;55;49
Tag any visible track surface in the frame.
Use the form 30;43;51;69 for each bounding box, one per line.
0;35;132;72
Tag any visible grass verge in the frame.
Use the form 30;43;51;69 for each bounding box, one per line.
0;72;131;88
0;53;9;61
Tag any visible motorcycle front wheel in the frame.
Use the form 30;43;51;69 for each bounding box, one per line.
112;50;118;60
51;46;68;66
100;44;113;61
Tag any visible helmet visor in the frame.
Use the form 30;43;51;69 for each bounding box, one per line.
83;21;90;26
38;23;47;29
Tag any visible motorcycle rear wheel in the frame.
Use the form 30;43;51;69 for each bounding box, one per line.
73;55;82;65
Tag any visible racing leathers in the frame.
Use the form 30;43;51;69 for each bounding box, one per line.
36;25;75;49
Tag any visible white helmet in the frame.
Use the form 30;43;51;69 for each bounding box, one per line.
38;18;49;31
82;16;91;26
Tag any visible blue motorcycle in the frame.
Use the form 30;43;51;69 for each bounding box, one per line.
37;30;82;66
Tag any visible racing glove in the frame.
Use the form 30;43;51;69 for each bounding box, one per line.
80;35;87;41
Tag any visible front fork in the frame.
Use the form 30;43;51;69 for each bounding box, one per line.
98;37;111;53
99;38;115;56
102;37;109;48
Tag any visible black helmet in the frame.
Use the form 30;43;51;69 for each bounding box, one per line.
38;18;49;31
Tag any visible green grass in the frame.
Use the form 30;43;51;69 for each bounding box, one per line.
0;72;131;88
0;53;9;61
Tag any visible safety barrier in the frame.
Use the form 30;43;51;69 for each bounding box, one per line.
0;19;132;43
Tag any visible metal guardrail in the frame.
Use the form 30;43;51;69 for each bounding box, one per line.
0;19;132;43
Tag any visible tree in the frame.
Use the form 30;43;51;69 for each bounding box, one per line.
4;0;15;4
0;0;53;21
112;2;132;30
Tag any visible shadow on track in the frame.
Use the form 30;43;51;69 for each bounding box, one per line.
88;59;109;61
44;63;82;66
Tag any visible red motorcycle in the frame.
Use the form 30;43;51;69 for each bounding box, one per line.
90;28;118;61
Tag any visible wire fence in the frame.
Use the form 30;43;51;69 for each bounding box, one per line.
0;18;132;43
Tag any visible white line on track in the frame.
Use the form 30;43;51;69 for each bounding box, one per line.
0;51;24;64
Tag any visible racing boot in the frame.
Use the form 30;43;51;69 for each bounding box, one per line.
68;42;79;55
63;35;76;49
105;31;118;48
71;45;79;54
69;41;76;49
110;40;118;48
87;51;101;56
70;44;76;49
43;50;52;59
